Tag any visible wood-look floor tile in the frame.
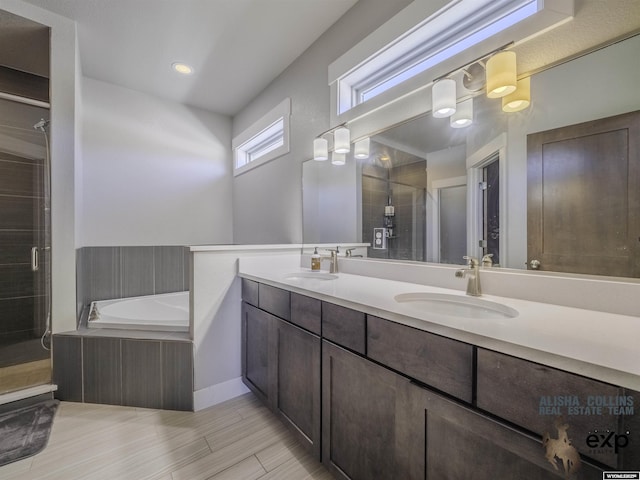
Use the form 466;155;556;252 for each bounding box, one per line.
172;422;289;480
0;392;333;480
204;407;280;451
254;434;301;471
0;456;33;478
88;437;212;480
207;455;266;480
256;451;328;480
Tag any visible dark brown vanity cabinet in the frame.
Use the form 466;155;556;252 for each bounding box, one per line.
242;279;629;478
321;340;423;480
241;279;321;458
273;316;321;459
323;340;604;480
241;302;273;404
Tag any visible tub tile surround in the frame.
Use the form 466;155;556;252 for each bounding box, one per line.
239;253;640;391
52;334;193;411
57;245;193;411
76;245;190;321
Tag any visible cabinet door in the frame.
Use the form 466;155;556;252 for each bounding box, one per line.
409;382;605;480
274;318;321;459
241;302;274;404
322;340;423;480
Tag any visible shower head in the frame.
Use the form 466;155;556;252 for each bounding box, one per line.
33;119;50;131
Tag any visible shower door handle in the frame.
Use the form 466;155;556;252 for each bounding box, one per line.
31;246;39;272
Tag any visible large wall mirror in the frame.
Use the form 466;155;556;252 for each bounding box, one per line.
303;28;640;279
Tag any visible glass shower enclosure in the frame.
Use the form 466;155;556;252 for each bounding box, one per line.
0;96;51;396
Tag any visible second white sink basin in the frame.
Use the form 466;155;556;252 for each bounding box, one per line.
394;292;518;319
284;272;338;281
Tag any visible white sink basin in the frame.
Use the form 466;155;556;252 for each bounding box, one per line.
394;292;518;319
283;272;338;281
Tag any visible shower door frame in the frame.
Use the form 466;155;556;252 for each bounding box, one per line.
0;93;52;397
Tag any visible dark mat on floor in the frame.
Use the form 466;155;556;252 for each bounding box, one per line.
0;399;59;467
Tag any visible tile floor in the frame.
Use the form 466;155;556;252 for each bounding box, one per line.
0;392;333;480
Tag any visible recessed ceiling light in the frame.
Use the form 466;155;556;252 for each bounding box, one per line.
172;62;194;75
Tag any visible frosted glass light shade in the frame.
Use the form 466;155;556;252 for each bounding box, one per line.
450;98;473;128
486;51;517;98
313;137;328;161
331;152;346;165
502;77;531;112
334;127;351;153
432;78;457;118
354;138;370;159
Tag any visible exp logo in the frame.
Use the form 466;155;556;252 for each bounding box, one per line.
586;431;631;454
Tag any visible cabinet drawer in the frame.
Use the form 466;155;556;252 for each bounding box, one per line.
258;283;290;321
477;348;627;468
322;302;365;354
367;315;473;403
241;278;259;306
290;292;321;335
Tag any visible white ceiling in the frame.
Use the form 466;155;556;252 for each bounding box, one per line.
20;0;358;115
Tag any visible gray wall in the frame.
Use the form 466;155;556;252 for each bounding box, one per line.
231;0;412;244
80;78;233;247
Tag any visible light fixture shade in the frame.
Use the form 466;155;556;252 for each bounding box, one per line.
334;127;351;154
486;51;517;98
432;78;457;118
331;152;346;166
354;138;370;159
313;137;328;161
450;98;473;128
502;77;531;112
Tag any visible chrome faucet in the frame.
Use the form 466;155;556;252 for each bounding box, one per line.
455;256;481;296
322;247;340;273
345;248;363;258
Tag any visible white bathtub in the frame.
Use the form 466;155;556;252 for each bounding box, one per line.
88;292;189;332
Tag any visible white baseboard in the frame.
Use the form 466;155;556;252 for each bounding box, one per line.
193;377;249;411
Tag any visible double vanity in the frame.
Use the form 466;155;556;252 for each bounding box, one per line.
238;253;640;479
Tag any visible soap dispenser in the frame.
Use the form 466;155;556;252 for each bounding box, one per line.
311;247;321;271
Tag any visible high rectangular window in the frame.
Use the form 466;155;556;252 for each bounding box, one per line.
330;0;572;117
233;98;290;176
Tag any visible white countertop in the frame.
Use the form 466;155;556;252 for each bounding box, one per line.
238;262;640;391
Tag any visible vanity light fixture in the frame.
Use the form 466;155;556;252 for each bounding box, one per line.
331;152;346;165
486;51;517;98
450;98;473;128
172;62;194;75
333;127;351;154
502;77;531;112
354;138;370;159
313;137;329;161
312;124;351;162
432;78;457;118
430;45;531;128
